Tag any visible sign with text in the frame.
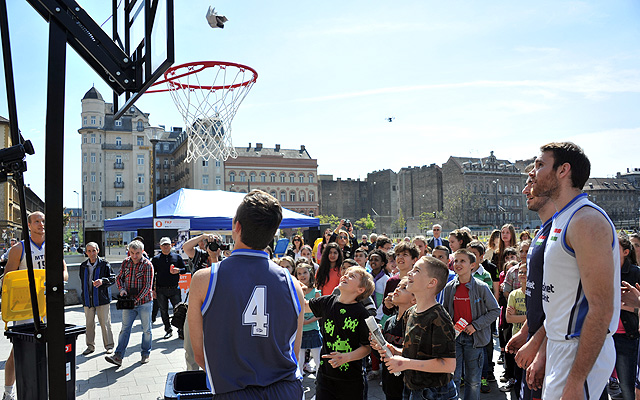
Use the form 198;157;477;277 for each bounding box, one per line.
154;218;190;230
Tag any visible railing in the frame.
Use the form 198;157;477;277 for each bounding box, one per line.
114;181;125;188
113;162;124;169
102;143;133;150
102;201;133;207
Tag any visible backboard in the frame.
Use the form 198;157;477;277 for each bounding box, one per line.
112;0;174;119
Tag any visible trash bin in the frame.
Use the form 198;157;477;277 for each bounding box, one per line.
4;323;86;400
164;371;213;399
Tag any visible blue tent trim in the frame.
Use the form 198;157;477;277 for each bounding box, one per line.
103;189;320;231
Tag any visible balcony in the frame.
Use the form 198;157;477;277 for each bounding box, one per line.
102;200;133;207
163;164;171;169
163;179;171;184
102;143;133;150
113;162;124;169
114;181;125;188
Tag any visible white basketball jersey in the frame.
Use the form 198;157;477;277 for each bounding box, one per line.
18;239;46;270
542;193;620;341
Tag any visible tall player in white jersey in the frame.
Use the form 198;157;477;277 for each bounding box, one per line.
530;143;619;400
2;212;69;400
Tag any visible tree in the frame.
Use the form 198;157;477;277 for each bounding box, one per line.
354;214;376;231
418;211;437;233
316;214;340;227
442;189;482;228
392;209;407;235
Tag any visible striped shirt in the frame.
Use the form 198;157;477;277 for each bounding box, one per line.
116;256;154;306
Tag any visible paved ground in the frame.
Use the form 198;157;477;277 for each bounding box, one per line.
0;304;515;399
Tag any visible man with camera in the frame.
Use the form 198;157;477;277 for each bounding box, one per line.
152;237;187;340
182;233;224;370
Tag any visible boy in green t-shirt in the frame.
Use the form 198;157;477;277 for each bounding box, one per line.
502;263;527;394
372;256;458;400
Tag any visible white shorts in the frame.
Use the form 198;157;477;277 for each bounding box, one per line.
543;336;615;399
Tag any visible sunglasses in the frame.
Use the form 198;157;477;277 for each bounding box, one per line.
338;236;348;240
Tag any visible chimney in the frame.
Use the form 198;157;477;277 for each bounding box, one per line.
256;143;263;150
300;145;306;153
275;144;280;152
248;143;251;148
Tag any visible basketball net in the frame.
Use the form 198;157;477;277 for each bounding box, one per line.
161;62;257;162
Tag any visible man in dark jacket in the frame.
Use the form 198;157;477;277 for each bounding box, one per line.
152;237;187;339
80;242;116;355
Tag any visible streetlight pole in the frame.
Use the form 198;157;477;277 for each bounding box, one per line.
493;179;499;228
73;190;82;245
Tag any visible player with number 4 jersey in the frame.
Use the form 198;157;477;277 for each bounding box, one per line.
188;191;305;399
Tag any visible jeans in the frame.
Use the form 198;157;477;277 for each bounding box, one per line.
157;286;183;333
115;301;152;358
454;333;483;400
403;381;457;400
612;333;639;400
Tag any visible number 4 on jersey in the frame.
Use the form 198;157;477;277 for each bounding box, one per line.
243;286;269;337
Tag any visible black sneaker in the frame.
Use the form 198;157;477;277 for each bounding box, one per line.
481;378;491;393
486;372;497;382
497;352;505;365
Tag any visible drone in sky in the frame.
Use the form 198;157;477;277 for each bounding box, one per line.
386;117;395;122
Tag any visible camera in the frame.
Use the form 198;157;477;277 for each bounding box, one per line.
344;219;351;230
207;238;229;252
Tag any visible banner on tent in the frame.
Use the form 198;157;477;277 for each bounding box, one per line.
154;218;191;230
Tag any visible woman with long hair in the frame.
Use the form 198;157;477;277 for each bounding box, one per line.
315;228;332;262
286;234;304;260
484;229;501;262
449;229;473;252
493;224;517;273
315;242;344;295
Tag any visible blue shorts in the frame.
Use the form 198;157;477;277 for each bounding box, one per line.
213;379;303;400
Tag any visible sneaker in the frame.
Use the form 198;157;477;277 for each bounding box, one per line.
82;348;95;356
481;378;491;393
105;354;123;367
164;331;173;339
486;372;496;382
367;370;380;380
500;374;509;383
497;352;505;365
105;348;114;354
2;392;15;400
499;379;515;392
140;355;150;364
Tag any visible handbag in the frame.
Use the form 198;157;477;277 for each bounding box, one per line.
171;302;187;329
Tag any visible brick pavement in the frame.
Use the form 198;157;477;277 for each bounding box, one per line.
0;304;514;399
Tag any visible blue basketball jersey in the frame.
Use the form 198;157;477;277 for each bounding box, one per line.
201;249;302;395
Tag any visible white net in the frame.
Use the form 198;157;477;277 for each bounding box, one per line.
164;62;257;162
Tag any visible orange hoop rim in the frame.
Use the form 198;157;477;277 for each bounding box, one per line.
147;61;258;93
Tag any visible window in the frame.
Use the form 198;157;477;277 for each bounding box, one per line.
260;172;266;182
115;137;122;146
299;174;304;183
250;172;256;182
90;134;96;144
280;191;286;202
116;211;122;218
83;135;87;143
91;211;96;221
163;143;169;151
229;172;236;182
299;192;306;202
309;211;314;217
116;192;122;202
137;154;144;165
270;190;277;198
83;153;87;163
290;191;296;202
137;121;143;131
280;173;286;183
115;119;122;127
90;172;96;182
203;175;209;185
270;173;276;183
90;116;96;125
239;172;246;182
137;136;144;146
215;160;221;167
215;176;221;185
90;153;96;163
202;160;209;167
83;174;87;182
83;116;87;126
137;174;144;184
91;192;96;202
289;173;295;183
116;155;122;164
138;194;145;203
309;191;315;202
116;174;123;183
308;174;315;183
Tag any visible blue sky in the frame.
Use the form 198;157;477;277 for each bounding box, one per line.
1;1;639;207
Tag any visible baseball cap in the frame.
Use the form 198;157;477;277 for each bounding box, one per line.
159;237;171;246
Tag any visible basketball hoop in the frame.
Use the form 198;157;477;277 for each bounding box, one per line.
149;61;258;162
